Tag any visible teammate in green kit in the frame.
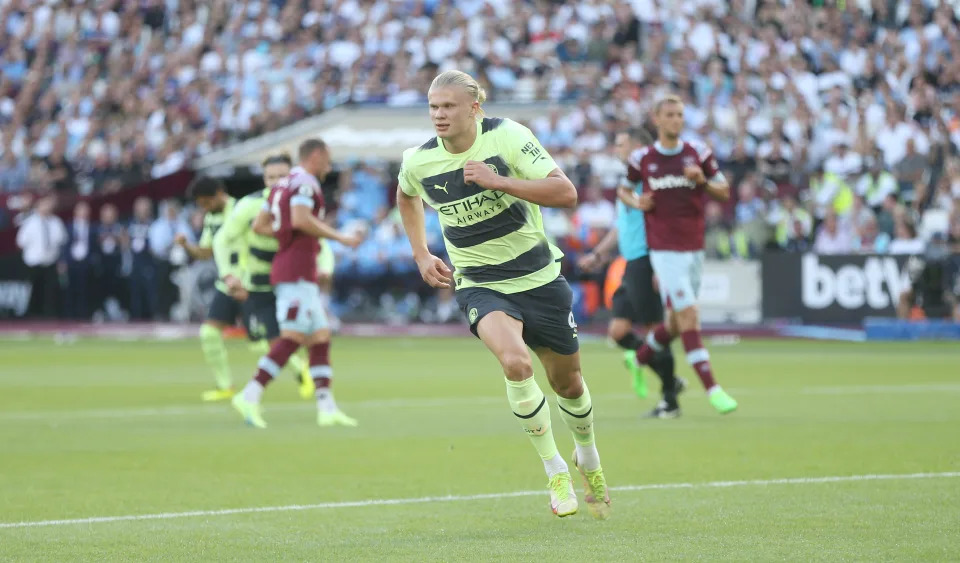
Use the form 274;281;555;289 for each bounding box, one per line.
176;177;242;402
396;70;610;519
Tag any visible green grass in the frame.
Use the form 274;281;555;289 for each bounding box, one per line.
1;337;958;561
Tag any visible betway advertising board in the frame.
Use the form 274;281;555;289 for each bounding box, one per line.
762;253;910;323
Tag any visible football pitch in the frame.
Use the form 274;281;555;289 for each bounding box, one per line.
1;336;958;561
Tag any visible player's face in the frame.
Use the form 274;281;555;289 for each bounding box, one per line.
428;86;476;139
195;193;225;214
656;102;685;139
613;133;634;162
304;148;332;181
263;163;290;188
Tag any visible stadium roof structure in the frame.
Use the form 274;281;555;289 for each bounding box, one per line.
196;103;562;173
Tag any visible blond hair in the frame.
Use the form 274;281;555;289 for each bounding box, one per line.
654;94;683;113
429;70;487;117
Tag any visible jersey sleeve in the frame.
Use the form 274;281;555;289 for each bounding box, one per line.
504;120;557;180
691;140;720;178
625;148;647;184
290;182;317;208
397;149;421;197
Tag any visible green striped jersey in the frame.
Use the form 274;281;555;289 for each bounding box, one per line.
398;117;562;294
213;189;276;293
199;196;237;293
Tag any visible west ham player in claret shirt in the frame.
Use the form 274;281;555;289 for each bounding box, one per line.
231;139;364;429
626;95;739;415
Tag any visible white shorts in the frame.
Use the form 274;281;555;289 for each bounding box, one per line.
275;280;328;335
649;250;704;312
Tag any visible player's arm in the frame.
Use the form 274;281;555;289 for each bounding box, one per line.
579;226;619;272
252;209;273;236
289;201;362;247
176;230;213;260
685;144;730;202
464;121;576;208
467;165;578;208
396;158;452;288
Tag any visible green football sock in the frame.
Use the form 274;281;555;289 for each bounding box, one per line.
505;377;560;461
557;382;601;471
199;324;232;390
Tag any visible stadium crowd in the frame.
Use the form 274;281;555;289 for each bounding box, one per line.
4;0;960;320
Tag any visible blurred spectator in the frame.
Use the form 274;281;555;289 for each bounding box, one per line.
735;180;767;225
574;183;615;230
814;211;855;255
771;194;813;252
150;200;189;320
856;158;899;209
127;197;155;320
894;138;929;202
96;203;126;321
854;215;891;255
62;201;95;319
889;220;925;255
16;196;66;318
0;151;30;192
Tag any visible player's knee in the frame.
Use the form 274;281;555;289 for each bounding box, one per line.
675;306;699;331
552;370;584;399
499;351;533;381
309;329;331;346
280;330;306;346
607;319;631;342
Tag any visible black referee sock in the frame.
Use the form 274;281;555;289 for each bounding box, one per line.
615;332;642;350
649;349;679;403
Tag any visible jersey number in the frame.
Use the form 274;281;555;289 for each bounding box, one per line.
270;191;283;232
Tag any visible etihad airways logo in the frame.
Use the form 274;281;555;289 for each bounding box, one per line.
438;190;507;224
647;175;696;190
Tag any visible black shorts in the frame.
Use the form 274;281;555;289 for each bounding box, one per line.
242;290;280;341
611;255;663;326
207;289;242;326
456;275;579;355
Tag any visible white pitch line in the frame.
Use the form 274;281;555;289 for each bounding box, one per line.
2;471;957;530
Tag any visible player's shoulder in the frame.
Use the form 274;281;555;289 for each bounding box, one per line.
684;138;714;160
627;145;652;168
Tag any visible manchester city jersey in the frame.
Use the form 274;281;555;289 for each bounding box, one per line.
398;117;563;294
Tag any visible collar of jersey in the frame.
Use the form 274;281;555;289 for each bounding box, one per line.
654;140;684;156
437;120;482;157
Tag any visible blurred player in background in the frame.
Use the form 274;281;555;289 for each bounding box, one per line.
626;95;738;415
579;127;685;418
212;153;314;400
176;177;239;402
231;139;364;428
397;70;610;519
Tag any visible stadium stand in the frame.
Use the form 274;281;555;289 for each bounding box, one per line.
1;0;959;322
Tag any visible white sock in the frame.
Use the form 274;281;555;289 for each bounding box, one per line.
543;453;569;478
242;380;265;404
575;443;601;472
707;385;722;396
316;389;336;413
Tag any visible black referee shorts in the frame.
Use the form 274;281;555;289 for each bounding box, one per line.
455;275;579;355
611;255;664;326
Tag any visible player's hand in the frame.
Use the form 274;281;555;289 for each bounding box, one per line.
684;165;706;185
577;252;603;272
174;233;188;247
463;160;504;191
338;231;365;249
636;193;655;211
230;287;249;302
415;253;453;289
